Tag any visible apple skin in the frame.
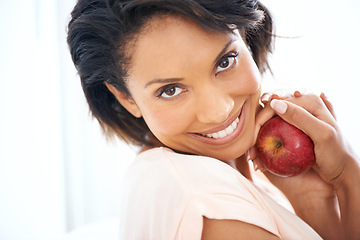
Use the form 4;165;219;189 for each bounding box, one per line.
255;116;315;177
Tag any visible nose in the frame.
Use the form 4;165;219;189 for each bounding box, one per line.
195;89;234;124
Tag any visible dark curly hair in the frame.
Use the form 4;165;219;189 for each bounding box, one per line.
67;0;274;146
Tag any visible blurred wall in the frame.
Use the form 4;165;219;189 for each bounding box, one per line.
0;1;136;239
262;0;360;154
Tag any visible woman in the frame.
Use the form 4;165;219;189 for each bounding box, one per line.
67;0;360;239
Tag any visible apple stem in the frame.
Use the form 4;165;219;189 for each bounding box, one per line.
274;140;283;155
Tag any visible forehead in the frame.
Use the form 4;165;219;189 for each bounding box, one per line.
127;16;238;80
139;15;229;41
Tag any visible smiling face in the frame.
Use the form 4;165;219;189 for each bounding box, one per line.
109;16;261;161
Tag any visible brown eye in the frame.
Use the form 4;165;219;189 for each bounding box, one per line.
219;59;230;69
157;85;185;99
164;87;176;96
216;52;238;74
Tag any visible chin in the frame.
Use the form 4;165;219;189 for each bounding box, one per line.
215;146;249;161
217;127;255;161
197;138;252;161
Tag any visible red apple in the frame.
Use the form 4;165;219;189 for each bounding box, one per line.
255;116;315;177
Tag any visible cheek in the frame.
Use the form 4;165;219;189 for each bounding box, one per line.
242;72;260;94
140;105;191;137
229;70;260;97
233;52;261;95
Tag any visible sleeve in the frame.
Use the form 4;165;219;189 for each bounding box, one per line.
176;192;281;240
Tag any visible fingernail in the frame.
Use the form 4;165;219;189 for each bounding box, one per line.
294;90;302;97
261;93;270;102
253;161;259;171
270;99;287;114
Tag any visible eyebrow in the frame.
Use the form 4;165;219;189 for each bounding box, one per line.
213;38;237;65
144;78;184;88
144;38;237;89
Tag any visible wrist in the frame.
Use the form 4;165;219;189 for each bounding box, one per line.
290;193;341;240
290;191;337;216
332;154;360;191
332;155;360;240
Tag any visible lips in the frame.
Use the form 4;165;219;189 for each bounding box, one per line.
189;104;246;145
201;117;240;139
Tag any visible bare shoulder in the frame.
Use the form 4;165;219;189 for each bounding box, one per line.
201;217;280;240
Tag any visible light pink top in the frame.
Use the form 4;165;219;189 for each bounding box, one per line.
118;147;322;239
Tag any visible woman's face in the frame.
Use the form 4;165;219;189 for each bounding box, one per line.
114;16;261;161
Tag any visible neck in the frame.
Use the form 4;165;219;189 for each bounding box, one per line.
228;154;252;181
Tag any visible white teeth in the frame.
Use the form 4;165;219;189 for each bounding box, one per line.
201;117;239;139
212;132;219;139
231;121;237;130
225;124;233;135
218;130;227;138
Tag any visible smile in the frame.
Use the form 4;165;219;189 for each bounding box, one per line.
190;103;246;145
201;117;240;139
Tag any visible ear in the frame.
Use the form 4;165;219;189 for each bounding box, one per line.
105;82;142;118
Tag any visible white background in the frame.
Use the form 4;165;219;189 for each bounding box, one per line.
0;0;359;239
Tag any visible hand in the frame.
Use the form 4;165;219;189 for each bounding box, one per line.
250;92;336;200
250;91;360;239
272;93;355;185
252;91;355;183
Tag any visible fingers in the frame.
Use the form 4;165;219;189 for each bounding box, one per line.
252;91;296;172
253;104;276;145
254;91;337;152
320;93;337;120
269;99;335;143
270;92;337;126
247;148;266;172
294;90;302;97
254;92;292;144
252;92;350;185
260;90;294;104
